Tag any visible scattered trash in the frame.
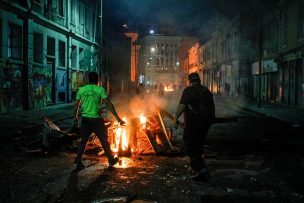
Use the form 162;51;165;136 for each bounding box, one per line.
227;188;233;193
250;177;257;182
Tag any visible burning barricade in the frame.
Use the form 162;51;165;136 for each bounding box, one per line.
38;104;180;158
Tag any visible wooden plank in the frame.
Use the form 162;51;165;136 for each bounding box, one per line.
142;129;163;154
157;110;173;150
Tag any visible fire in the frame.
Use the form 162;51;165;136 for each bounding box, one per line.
139;113;147;126
164;85;174;92
112;116;129;153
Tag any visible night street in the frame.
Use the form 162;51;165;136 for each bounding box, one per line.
1;0;304;202
0;92;304;203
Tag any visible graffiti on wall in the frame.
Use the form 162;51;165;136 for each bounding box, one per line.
0;65;23;112
56;69;67;92
32;66;48;107
71;71;85;90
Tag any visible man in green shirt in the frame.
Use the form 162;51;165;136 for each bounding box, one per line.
74;72;125;169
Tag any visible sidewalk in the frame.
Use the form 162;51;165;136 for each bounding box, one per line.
1;94;304;131
0;103;75;130
221;95;304;127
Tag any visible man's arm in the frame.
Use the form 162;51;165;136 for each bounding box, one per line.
74;99;81;126
103;98;125;125
174;103;186;127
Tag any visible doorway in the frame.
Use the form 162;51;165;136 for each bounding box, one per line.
46;60;55;105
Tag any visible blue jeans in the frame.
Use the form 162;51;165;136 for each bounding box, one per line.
76;117;115;163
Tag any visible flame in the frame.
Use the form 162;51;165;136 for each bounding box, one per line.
112;116;129;152
164;85;174;92
139;113;147;125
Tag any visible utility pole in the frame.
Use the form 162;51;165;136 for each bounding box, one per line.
22;6;30;110
257;13;263;108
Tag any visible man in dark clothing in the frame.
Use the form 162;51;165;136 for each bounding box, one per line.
74;72;125;169
174;72;215;179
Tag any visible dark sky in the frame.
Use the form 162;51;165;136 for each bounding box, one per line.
103;0;278;40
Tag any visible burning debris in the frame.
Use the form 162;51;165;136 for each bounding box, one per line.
23;103;181;159
107;104;177;156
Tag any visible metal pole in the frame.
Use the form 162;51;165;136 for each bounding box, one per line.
258;19;262;108
23;11;29;110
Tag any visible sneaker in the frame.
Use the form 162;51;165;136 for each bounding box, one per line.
109;157;119;167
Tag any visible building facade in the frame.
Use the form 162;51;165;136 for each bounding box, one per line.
197;15;256;96
252;0;304;107
138;35;197;90
0;0;101;113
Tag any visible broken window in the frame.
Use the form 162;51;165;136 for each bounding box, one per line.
8;23;22;60
33;32;44;63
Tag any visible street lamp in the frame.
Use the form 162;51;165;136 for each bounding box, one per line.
149;30;154;34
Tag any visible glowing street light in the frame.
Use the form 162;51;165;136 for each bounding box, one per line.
149;30;154;34
151;47;155;52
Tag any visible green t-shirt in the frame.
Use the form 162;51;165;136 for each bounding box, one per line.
76;84;107;118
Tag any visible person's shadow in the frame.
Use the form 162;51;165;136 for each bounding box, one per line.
56;166;111;202
56;169;81;202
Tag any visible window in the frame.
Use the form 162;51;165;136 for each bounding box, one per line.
33;32;43;63
79;2;85;34
47;37;55;56
58;0;64;17
298;6;304;39
8;23;22;60
70;0;75;24
71;45;77;68
280;11;288;47
0;19;2;58
85;6;91;34
59;41;66;67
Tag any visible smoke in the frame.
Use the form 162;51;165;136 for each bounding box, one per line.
112;92;181;120
128;94;169;116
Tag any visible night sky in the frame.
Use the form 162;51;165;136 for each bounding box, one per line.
102;0;279;83
103;0;278;39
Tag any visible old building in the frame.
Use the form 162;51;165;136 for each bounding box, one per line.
0;0;101;113
138;35;197;90
201;15;256;96
252;0;304;107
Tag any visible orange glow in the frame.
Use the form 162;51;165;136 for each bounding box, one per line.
164;85;174;92
139;113;147;130
212;85;218;94
112;116;129;152
139;113;147;125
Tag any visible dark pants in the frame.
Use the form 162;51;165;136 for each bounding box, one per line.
76;117;115;163
183;122;212;172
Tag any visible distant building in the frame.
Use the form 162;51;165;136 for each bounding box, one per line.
252;0;304;107
200;15;256;95
0;0;101;113
138;35;197;90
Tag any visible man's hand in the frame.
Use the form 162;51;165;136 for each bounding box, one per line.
118;119;126;126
